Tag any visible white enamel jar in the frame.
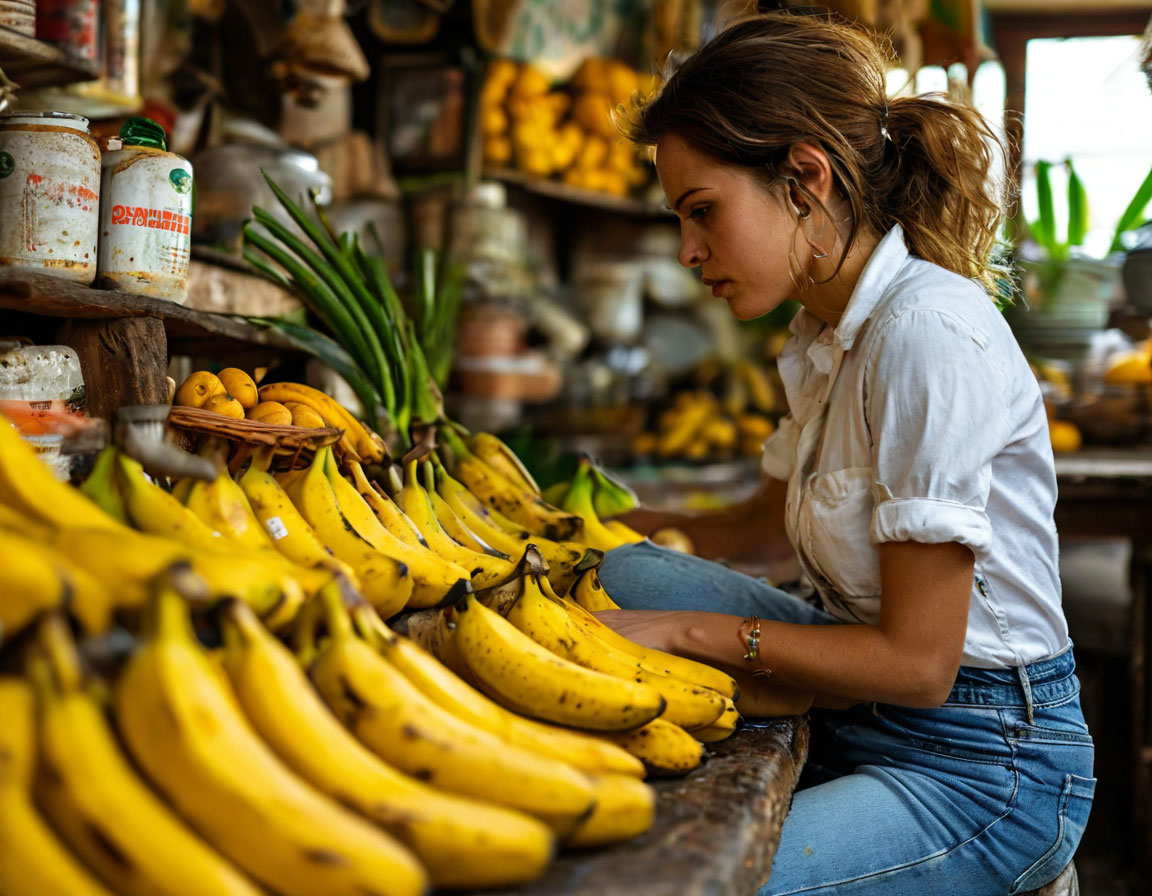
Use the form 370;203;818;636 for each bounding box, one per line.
97;133;194;302
0;111;101;284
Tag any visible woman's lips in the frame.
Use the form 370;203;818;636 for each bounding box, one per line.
703;278;729;297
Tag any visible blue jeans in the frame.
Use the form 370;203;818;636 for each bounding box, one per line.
599;542;1096;896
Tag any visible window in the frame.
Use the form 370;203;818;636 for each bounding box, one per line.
1020;34;1152;256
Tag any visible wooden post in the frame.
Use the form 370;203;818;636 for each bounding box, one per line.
57;316;169;419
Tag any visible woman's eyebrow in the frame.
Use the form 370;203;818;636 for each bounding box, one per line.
673;187;707;212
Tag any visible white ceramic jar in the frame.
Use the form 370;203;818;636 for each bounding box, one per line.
97;116;194;302
0;111;101;284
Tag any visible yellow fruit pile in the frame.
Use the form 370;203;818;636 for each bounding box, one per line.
631;360;781;464
1102;338;1152;387
0;409;745;893
481;56;656;197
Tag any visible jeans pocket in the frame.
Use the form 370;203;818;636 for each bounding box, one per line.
1010;774;1096;894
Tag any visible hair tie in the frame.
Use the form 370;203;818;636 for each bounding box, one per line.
880;102;893;143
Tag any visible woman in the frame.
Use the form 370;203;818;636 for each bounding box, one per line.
597;10;1095;896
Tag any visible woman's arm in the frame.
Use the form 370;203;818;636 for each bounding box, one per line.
597;539;974;709
616;474;794;568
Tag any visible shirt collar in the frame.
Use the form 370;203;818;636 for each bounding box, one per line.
787;223;910;350
833;223;910;352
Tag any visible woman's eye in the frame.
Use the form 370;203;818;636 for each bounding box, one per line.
688;205;709;220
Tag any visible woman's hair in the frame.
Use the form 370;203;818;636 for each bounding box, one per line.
621;10;1015;299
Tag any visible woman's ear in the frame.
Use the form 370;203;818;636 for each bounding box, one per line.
780;142;836;206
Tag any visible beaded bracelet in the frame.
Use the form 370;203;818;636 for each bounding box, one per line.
739;615;772;677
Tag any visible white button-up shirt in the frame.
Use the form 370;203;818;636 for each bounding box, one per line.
761;225;1068;669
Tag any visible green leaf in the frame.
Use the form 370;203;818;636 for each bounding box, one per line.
246;317;387;432
1066;159;1088;248
1032;160;1058;257
1109;164;1152;254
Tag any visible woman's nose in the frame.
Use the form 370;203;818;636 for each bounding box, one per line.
678;235;705;268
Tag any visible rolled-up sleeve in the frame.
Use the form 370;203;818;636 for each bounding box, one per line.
865;308;1010;559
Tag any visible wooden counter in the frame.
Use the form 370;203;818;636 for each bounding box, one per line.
479;718;808;896
1053;447;1152;875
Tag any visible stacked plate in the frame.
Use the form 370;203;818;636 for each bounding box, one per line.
0;0;36;36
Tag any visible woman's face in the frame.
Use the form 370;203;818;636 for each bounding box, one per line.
655;133;801;321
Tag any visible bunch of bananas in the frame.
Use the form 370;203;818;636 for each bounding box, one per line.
631;360;780;463
479;56;655;196
0;405;754;892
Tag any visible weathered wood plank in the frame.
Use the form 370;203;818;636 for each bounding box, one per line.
0;270;299;351
56;317;168;418
477;718;808;896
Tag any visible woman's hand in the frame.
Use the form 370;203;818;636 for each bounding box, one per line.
593;609;697;654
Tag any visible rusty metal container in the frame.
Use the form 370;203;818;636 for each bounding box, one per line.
0;111;101;284
97;117;194;302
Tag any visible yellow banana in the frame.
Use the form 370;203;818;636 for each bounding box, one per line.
561;773;656;848
353;601;645;778
433;462;589;595
392;459;517;590
0;413;121;532
257;381;386;463
441;593;667;732
463;429;541;494
738;358;777;414
323;453;471;604
565;573;741;699
606;718;707;777
506;571;727;729
427;483;508;555
276;452;415;618
179;454;279;554
29;615;263;896
442;431;582;541
116;451;231;552
689;696;742;743
0;678;116;896
345;461;427;548
288;446;468;610
114;565;428;896
217;597;556;890
570;567;622;611
304;583;597;834
0;527;71;643
656;392;717;459
604;518;646;543
236;453;357;581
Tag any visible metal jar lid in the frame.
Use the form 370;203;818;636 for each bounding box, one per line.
0;110;91;131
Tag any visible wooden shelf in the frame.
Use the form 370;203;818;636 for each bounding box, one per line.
483;168;671;218
0;270;299;353
0;26;100;88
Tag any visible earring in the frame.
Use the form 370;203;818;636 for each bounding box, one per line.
806;238;829;259
787;245;812;293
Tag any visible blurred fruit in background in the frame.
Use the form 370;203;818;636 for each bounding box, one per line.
629;359;780;465
480;56;656;199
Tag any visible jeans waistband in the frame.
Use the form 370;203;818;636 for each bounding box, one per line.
945;646;1078;712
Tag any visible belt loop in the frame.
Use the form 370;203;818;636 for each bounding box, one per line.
1016;657;1035;723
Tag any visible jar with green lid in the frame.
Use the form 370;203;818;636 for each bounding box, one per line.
0;111;101;284
96;116;194;302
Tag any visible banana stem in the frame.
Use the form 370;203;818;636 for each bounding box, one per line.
145;563;204;644
317;577;356;642
351;602;398;650
249;445;276;474
290;594;324;666
217;598;261;653
35;613;83;693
